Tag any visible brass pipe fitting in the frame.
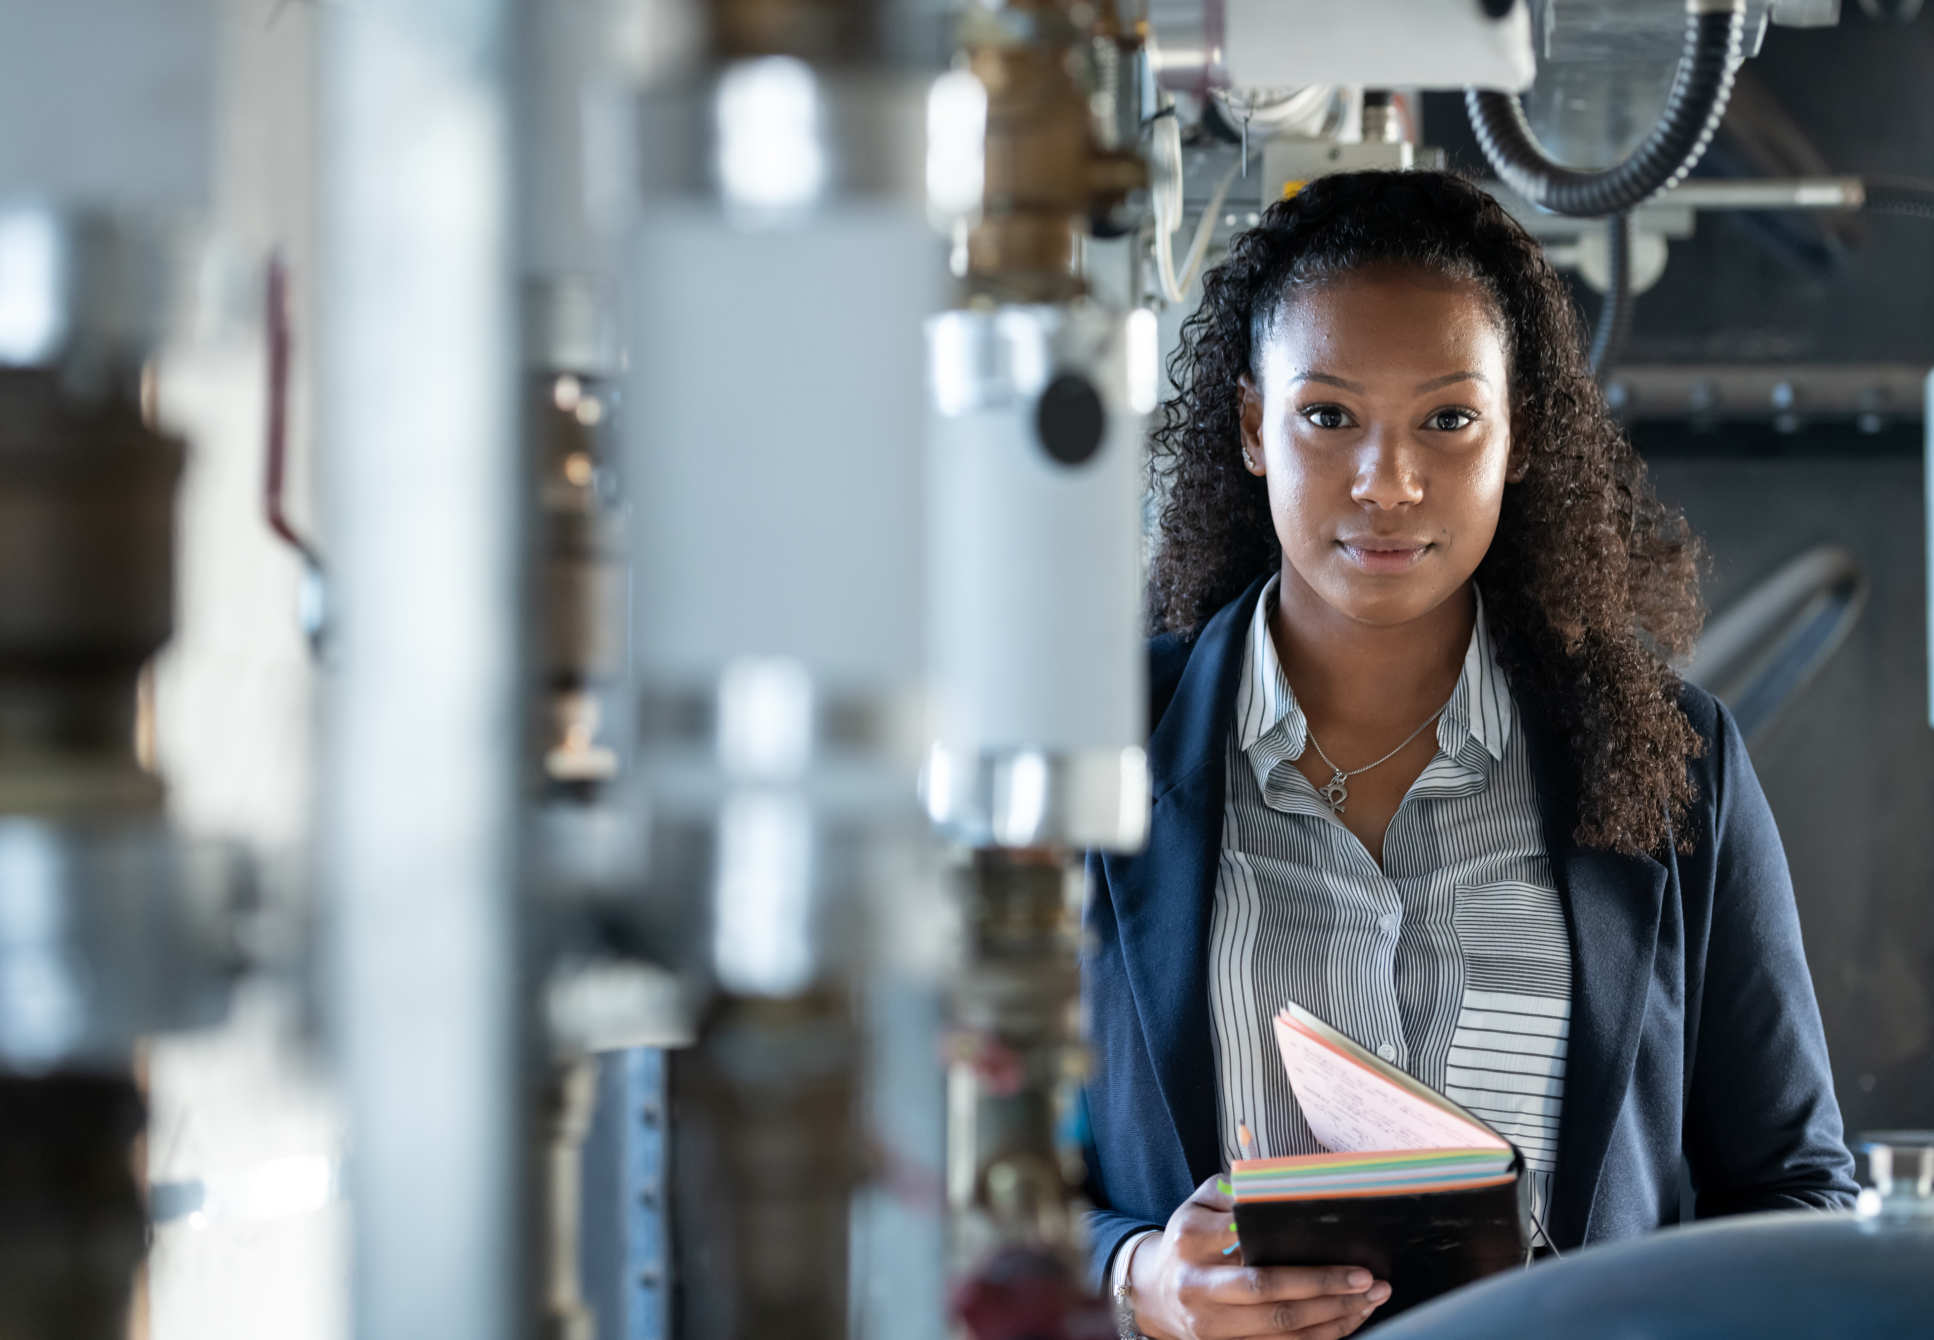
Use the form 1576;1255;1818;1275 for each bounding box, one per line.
706;0;883;66
960;1;1149;302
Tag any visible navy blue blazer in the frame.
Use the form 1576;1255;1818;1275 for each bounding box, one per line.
1080;575;1858;1288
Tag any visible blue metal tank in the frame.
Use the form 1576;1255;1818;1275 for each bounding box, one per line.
1374;1136;1934;1340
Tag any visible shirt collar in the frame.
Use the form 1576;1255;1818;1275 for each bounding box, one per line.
1236;577;1514;789
1439;588;1514;765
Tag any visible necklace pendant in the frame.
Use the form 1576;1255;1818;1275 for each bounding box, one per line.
1319;770;1349;815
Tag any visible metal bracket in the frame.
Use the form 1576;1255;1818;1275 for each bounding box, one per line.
580;1047;669;1340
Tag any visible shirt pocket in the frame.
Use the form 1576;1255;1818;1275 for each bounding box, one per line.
1453;880;1572;998
1446;881;1573;1175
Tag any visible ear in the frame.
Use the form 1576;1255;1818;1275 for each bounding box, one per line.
1238;373;1267;477
1503;410;1528;483
1504;438;1529;484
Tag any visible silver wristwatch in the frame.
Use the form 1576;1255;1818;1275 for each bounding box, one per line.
1112;1274;1143;1340
1112;1232;1152;1340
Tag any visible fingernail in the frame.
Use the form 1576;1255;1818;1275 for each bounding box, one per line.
1221;1243;1239;1256
1347;1269;1372;1289
1367;1282;1391;1304
1226;1220;1238;1233
1216;1178;1232;1195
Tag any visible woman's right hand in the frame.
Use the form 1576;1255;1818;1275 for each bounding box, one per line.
1128;1175;1391;1340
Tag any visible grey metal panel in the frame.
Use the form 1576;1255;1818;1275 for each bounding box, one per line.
1646;454;1934;1144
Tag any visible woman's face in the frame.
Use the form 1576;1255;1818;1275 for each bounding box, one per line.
1240;262;1518;629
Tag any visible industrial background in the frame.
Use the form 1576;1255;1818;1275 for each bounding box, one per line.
0;2;1929;1339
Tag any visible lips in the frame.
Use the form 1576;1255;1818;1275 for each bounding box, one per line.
1336;536;1432;574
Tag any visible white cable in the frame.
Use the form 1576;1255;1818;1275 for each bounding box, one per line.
1151;92;1243;305
1153;96;1184;302
1175;162;1240;298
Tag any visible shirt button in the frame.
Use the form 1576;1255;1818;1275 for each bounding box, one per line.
1377;1042;1398;1062
1378;912;1398;934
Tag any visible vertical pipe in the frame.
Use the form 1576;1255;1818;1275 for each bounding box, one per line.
625;16;952;1330
1926;369;1933;729
927;10;1153;1333
537;1058;597;1340
317;5;526;1338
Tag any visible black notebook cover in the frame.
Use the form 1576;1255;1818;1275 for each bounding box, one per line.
1232;1153;1528;1325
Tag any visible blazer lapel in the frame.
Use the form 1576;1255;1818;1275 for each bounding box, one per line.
1521;707;1669;1245
1103;576;1268;1187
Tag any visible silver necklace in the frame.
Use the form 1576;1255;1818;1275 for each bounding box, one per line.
1305;695;1453;816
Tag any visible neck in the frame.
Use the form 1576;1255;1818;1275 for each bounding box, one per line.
1268;567;1474;732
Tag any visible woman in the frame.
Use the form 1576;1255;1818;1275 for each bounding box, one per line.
1082;170;1856;1340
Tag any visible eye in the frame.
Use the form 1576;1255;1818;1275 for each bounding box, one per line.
1425;407;1478;432
1300;403;1354;430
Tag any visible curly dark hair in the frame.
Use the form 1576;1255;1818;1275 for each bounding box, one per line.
1148;169;1705;857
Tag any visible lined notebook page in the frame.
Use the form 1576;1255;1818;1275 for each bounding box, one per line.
1273;1008;1508;1155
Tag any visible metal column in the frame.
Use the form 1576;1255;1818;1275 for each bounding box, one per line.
317;4;528;1337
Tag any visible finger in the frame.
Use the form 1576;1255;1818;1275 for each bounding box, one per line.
1187;1172;1236;1213
1171;1204;1242;1263
1203;1287;1384;1339
1234;1302;1381;1340
1192;1263;1378;1304
1296;1301;1383;1340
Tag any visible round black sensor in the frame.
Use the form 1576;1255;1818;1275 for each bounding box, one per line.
1034;373;1106;467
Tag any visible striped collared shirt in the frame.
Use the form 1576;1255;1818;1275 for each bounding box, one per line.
1208;576;1571;1243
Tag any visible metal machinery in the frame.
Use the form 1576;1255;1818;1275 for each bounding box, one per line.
923;3;1153;1334
0;3;251;1339
622;1;956;1335
5;1;1934;1340
1374;1133;1934;1338
316;0;531;1333
523;6;676;1337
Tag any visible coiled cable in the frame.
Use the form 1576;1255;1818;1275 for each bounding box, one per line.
1587;212;1633;384
1466;0;1746;218
1862;176;1934;223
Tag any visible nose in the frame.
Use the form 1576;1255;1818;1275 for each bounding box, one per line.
1350;430;1424;512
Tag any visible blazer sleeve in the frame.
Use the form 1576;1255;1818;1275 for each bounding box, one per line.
1079;1075;1156;1289
1083;1206;1159;1295
1683;701;1860;1217
1078;851;1164;1291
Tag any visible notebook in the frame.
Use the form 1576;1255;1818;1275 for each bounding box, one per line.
1230;1003;1529;1324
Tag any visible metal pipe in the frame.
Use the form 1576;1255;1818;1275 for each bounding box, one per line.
1594;362;1929;422
317;3;527;1337
1488;176;1868;250
925;298;1154;1340
959;0;1146;301
1681;545;1868;745
537;1058;598;1340
943;851;1097;1338
1653;175;1866;210
928;16;1155;1335
1146;0;1228;96
624;3;953;1333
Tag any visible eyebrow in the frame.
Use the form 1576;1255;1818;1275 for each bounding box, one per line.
1288;371;1367;392
1287;369;1492;394
1413;370;1491;393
